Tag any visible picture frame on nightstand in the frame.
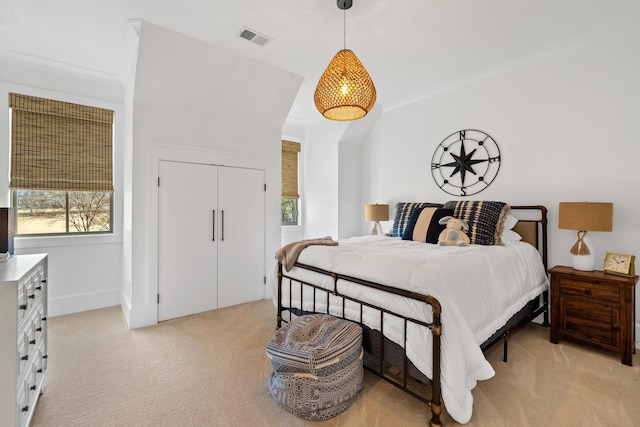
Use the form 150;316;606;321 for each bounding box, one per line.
603;251;635;276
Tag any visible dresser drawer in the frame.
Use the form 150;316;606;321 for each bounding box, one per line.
35;306;47;340
562;298;619;348
16;382;28;426
35;344;46;382
17;333;29;382
558;277;619;304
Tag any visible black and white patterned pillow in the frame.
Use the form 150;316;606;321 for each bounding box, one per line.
442;200;511;245
390;202;443;237
402;207;454;243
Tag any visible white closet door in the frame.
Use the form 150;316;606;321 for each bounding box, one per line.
158;160;218;321
217;166;265;308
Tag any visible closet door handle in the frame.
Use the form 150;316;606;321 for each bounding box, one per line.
221;210;225;241
212;210;216;241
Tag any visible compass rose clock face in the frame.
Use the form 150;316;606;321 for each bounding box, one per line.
431;129;501;197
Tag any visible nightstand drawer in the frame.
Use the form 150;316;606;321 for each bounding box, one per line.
558;278;619;304
562;298;618;348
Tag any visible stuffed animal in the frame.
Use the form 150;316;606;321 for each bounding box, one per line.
437;216;470;246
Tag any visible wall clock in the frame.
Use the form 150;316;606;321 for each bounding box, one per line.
431;129;501;197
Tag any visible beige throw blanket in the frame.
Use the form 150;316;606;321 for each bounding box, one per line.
275;236;338;272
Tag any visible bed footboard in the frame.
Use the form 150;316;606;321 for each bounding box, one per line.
277;262;444;427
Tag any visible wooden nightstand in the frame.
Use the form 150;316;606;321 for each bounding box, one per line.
549;265;638;366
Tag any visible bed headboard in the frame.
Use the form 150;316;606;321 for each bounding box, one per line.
510;205;548;270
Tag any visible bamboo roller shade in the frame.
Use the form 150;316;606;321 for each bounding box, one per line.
282;140;300;199
9;93;114;192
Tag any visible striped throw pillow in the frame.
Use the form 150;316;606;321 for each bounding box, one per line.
390;202;443;237
402;207;454;243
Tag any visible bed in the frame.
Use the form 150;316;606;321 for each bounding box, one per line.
270;202;549;426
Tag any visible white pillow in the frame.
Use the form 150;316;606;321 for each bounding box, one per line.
501;229;522;244
504;214;518;230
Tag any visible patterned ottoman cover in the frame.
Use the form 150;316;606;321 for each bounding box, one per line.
266;314;363;420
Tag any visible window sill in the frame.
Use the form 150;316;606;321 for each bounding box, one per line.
14;232;122;249
281;225;303;233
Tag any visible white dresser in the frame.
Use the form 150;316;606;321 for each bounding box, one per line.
0;254;48;427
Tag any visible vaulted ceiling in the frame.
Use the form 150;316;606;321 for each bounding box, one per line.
1;0;638;122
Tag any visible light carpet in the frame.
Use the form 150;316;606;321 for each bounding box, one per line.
30;299;639;426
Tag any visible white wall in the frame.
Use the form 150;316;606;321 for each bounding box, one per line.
338;141;362;239
126;21;302;328
360;25;640;341
301;104;382;240
301;119;346;239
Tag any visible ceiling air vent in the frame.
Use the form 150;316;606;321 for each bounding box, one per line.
237;27;271;47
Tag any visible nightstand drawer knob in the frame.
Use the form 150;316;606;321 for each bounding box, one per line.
583;289;592;295
613;325;620;331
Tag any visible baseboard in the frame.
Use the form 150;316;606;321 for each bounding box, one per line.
49;288;120;317
637;324;640;350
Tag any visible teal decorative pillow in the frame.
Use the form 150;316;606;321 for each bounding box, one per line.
402;207;453;243
442;201;511;245
390;202;442;237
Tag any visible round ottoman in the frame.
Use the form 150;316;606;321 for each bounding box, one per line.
266;314;363;420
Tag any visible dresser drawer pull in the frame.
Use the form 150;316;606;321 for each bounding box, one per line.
20;304;27;310
21;354;29;361
36;327;42;332
29;339;36;345
28;294;35;299
42;317;47;322
21;406;29;412
30;384;37;391
37;368;43;373
35;285;42;291
41;278;47;283
42;354;48;359
613;325;620;331
583;289;592;295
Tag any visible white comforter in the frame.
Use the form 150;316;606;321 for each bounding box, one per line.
270;235;548;424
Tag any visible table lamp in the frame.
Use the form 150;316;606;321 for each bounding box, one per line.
365;204;389;235
558;202;613;271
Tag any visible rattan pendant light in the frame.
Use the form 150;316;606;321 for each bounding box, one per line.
314;0;376;121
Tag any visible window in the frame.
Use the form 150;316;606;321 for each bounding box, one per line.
12;190;112;235
9;93;114;236
281;198;298;226
281;140;300;226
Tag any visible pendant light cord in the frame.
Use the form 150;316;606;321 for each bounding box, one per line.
343;7;346;50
